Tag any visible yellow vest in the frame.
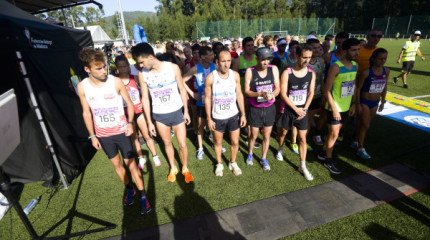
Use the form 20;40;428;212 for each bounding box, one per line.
402;41;420;62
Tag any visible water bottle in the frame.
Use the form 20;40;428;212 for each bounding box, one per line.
23;196;40;215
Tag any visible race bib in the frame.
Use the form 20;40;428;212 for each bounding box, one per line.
289;89;307;105
128;89;141;104
341;81;355;98
153;87;173;106
214;97;234;115
94;107;122;129
369;79;386;94
256;85;273;103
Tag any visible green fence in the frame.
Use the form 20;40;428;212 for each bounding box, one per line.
196;18;336;39
372;15;430;38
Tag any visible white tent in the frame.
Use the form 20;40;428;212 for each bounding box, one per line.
76;25;111;48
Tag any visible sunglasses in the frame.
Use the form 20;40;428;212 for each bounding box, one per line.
370;34;383;38
414;34;421;36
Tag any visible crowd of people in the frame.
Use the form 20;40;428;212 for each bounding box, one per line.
77;29;425;214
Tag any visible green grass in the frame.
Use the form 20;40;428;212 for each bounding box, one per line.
1;39;430;240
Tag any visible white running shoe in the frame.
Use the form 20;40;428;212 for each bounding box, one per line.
153;155;161;167
229;162;242;176
313;135;324;146
299;167;314;181
215;163;224;177
276;148;283;161
138;157;146;169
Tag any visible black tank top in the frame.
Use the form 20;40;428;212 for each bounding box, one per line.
249;66;275;107
285;67;312;109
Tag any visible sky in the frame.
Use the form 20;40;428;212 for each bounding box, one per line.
94;0;159;16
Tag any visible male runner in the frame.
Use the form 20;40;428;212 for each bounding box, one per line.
183;46;216;160
394;30;425;88
244;47;280;170
77;47;151;214
205;50;247;177
276;44;315;181
132;43;194;183
356;29;382;77
318;38;360;175
273;38;289;74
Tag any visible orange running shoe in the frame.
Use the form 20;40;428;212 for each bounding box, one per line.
167;167;178;182
182;168;194;183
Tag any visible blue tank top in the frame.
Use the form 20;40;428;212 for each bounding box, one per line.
196;63;216;106
361;67;387;94
329;52;341;66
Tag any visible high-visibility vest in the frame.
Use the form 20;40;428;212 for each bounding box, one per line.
402;41;420;62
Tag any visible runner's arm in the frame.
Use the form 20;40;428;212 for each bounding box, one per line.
304;71;316;110
397;48;405;63
115;77;134;123
77;82;101;150
174;64;190;119
182;66;198;97
139;72;153;125
379;68;390;112
235;71;246;115
232;58;239;72
417;48;425;60
244;68;261;98
356;68;369;105
205;73;214;121
272;65;280;98
324;63;340;113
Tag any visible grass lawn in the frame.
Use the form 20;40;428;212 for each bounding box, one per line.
1;38;429;240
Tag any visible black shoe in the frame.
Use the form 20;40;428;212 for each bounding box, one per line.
403;84;408;88
324;160;342;174
393;77;398;84
317;151;326;161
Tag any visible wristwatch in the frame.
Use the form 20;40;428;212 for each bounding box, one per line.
128;121;134;125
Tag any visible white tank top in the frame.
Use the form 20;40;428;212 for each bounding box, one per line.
82;75;127;137
211;70;239;120
142;62;183;114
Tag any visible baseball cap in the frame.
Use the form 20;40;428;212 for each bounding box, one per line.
306;35;317;40
224;40;232;45
277;38;287;45
414;30;421;35
256;47;273;60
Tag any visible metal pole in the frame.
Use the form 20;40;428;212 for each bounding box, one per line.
280;18;282;32
61;8;68;27
196;22;198;40
298;18;301;36
333;18;335;35
260;18;262;33
240;19;242;38
406;15;412;35
316;17;319;35
218;21;220;39
385;16;390;36
15;51;69;189
371;18;375;30
117;0;128;45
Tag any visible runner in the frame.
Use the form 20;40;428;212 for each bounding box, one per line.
356;29;382;78
183;46;216;160
115;55;161;168
276;43;315;181
394;30;425;88
285;40;299;68
305;38;325;149
244;47;280;170
132;43;194;183
318;38;360;175
205;49;247;176
77;47;151;214
353;48;389;159
273;38;289;74
186;44;201;135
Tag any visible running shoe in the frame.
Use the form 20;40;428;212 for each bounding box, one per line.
182;168;194;183
229;162;242;176
317;150;326;161
215;163;224;177
167;167;179;182
324;160;342;174
276;148;283;161
299;167;314;181
350;141;359;150
403;84;408;89
357;148;371;159
393;77;398;84
290;143;299;154
124;188;135;206
171;130;175;137
337;135;344;142
196;148;204;160
138;157;146;170
313;135;324;146
307;144;313;152
246;154;253;166
212;145;226;153
153;155;161;167
245;141;261;149
260;158;270;171
140;196;152;214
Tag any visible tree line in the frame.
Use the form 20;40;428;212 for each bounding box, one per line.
36;0;430;41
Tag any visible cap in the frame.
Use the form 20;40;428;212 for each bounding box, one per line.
414;30;421;35
306;35;317;40
156;40;160;43
256;47;273;60
224;40;232;45
212;38;219;42
277;39;287;45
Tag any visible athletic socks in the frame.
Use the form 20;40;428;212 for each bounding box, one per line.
126;182;133;189
300;161;307;171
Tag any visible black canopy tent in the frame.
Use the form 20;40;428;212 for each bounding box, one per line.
0;0;96;186
7;0;103;14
